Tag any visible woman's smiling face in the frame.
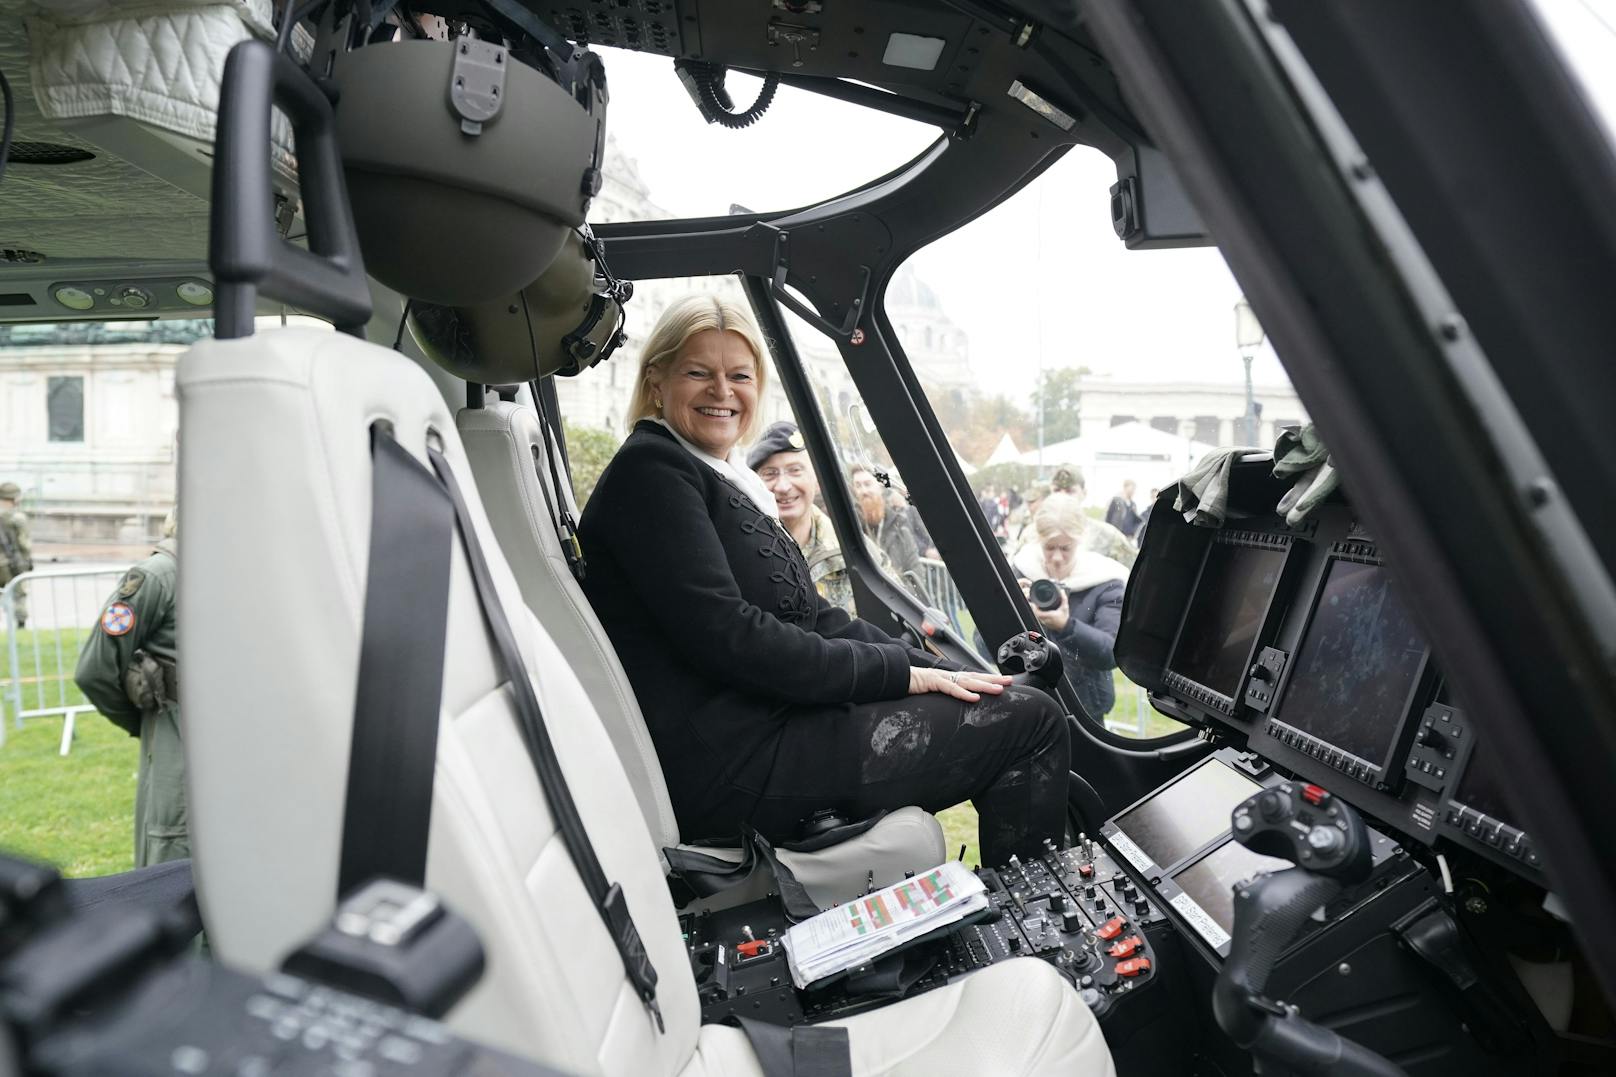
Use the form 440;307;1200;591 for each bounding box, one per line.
652;329;759;458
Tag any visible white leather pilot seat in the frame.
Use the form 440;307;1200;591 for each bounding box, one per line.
179;329;1114;1076
456;398;946;907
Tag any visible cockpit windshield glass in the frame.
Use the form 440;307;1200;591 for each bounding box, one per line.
892;145;1304;740
594;47;938;223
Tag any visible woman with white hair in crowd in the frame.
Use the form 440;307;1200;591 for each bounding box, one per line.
1011;494;1129;722
579;295;1071;865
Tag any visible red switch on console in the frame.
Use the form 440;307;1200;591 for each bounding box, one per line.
1107;935;1143;959
1116;957;1152;978
736;940;770;958
1301;784;1332;807
1077;863;1095;878
1095;916;1126;940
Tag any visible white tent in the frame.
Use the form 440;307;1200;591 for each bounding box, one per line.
983;433;1022;467
1018;422;1218;501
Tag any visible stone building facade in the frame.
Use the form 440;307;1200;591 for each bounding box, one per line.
0;321;204;543
1077;376;1309;450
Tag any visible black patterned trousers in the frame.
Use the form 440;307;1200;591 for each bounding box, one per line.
684;685;1072;867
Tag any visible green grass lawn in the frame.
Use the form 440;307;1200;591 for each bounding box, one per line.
0;709;137;878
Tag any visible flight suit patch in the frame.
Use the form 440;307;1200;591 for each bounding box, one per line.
102;602;135;636
118;570;145;599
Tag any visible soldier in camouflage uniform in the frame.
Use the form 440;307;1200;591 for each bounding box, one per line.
748;421;894;615
74;514;184;867
1079;514;1138;569
0;482;32;628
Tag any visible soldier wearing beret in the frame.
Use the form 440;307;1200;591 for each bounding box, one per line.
74;511;184;867
748;421;896;615
0;481;32;628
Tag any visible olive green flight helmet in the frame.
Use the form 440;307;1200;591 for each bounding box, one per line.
329;34;607;305
408;227;631;383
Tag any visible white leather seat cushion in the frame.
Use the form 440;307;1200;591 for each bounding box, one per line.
686;961;1115;1077
457;401;680;846
678;806;946;909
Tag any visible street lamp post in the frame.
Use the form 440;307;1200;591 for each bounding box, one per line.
1234;296;1266;446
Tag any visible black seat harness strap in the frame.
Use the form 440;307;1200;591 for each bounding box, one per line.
338;425;455;898
425;444;663;1034
729;1017;852;1077
527;379;585;581
340;426;662;1033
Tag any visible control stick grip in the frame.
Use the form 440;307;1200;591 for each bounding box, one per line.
1213;867;1341;1042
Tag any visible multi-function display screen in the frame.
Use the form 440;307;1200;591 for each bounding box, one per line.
1171;840;1291;945
1279;559;1427;765
1168;543;1287;699
1112;758;1263;871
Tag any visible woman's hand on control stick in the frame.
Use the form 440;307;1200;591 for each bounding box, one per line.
909;666;1012;702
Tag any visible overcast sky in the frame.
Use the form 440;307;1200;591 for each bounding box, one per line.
595;0;1616;402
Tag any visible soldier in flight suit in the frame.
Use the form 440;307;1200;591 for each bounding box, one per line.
74;514;183;866
0;481;32;628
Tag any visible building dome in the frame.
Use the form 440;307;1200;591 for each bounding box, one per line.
887;265;941;310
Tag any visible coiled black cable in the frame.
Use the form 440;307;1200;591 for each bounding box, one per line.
677;60;779;129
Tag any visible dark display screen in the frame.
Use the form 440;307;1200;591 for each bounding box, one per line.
1454;738;1518;828
1168;543;1288;698
1172;840;1291;942
1280;559;1427;765
1113;759;1263;870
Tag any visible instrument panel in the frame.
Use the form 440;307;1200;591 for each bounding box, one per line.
1132;501;1543;885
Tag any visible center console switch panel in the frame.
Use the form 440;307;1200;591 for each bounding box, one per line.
683;838;1163;1029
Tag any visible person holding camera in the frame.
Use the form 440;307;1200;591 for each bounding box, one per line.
1011;494;1128;722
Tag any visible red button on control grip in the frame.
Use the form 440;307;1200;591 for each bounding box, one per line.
1116;957;1151;977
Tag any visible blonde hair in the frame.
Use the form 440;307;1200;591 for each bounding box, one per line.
1033;493;1087;545
627;295;771;443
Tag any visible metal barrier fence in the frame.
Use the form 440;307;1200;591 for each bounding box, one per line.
1104;682;1154;739
1;564;130;754
917;557;968;638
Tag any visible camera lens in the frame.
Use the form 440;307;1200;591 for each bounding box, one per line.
1029;579;1062;611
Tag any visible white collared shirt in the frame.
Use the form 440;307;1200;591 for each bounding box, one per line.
652;418;781;520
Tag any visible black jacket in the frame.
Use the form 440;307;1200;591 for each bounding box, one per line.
1051;578;1125;721
579;422;949;827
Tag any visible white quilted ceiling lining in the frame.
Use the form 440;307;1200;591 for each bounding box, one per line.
0;0;294;265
